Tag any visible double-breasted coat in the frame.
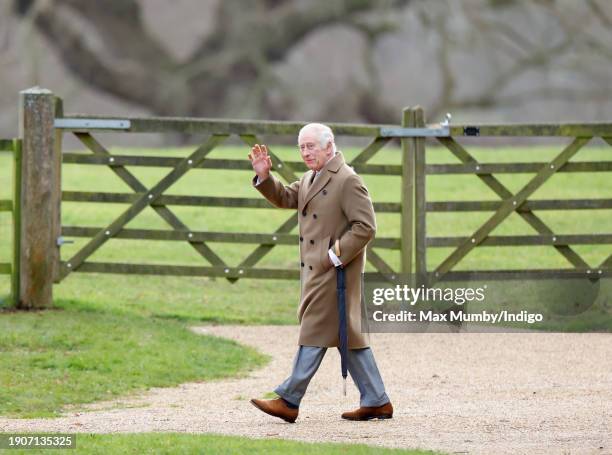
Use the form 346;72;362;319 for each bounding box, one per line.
252;151;376;348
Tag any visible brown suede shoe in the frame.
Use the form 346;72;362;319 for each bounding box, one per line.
341;402;393;421
250;398;298;423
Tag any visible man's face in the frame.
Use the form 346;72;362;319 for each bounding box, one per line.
298;129;333;171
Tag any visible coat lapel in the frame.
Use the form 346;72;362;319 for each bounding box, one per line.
300;170;315;207
303;152;344;208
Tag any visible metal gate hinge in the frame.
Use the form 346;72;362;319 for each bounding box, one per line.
54;118;131;130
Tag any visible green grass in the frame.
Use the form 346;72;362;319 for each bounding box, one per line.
3;433;440;454
0;143;611;329
0;302;268;418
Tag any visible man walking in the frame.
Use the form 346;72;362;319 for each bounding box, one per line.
247;123;393;423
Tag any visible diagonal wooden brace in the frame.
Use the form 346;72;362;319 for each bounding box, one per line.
72;133;229;273
437;136;592;272
351;137;392;165
59;134;228;280
434;137;592;279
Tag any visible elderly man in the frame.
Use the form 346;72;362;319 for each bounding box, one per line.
247;123;392;423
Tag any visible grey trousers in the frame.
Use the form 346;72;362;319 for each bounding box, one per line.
274;345;390;408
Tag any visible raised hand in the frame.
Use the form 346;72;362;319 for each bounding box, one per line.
248;143;273;181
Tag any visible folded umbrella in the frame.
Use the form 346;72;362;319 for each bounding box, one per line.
335;239;348;395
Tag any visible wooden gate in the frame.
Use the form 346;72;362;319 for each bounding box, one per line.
56;122;407;283
412;111;612;285
8;88;612;309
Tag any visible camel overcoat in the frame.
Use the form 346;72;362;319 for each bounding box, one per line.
252;151;375;348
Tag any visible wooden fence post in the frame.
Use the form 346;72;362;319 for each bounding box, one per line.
17;87;61;309
413;106;427;287
400;107;415;276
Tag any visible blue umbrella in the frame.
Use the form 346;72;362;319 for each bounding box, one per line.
335;263;348;395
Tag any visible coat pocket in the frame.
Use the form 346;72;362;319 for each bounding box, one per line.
319;235;332;272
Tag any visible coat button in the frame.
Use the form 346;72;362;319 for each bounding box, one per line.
322;189;327;195
310;239;314;245
299;236;303;242
301;262;304;267
302;209;307;216
313;214;317;219
309;265;312;270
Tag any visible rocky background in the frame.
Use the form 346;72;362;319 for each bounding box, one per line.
1;0;611;146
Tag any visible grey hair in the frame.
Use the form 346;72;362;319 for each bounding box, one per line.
298;123;337;154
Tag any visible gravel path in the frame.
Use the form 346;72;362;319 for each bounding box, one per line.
0;325;610;454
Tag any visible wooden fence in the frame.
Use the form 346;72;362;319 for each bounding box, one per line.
2;88;611;309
